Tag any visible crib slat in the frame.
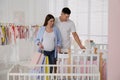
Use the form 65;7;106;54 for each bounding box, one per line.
18;75;20;80
13;76;15;80
23;75;25;80
28;75;30;80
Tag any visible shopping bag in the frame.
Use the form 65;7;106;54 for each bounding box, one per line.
36;56;49;80
45;56;49;80
30;51;45;72
30;52;42;64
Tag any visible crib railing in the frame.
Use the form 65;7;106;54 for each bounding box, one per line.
71;53;100;68
8;64;100;80
96;44;108;50
8;50;100;80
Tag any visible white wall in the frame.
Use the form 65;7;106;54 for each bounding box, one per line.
0;0;49;25
0;0;9;23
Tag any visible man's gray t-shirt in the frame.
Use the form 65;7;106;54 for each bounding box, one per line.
54;17;76;49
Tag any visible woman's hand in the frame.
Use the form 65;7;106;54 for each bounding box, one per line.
38;43;44;50
57;46;61;53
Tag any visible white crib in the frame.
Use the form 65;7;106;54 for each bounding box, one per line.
7;49;100;80
8;65;100;80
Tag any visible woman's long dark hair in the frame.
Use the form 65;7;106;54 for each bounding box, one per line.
43;14;55;26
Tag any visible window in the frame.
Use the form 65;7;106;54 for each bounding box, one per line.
49;0;108;44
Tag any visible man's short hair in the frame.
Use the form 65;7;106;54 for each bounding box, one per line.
62;7;71;15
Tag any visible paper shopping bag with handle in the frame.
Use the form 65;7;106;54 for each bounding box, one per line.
45;56;49;80
30;51;45;72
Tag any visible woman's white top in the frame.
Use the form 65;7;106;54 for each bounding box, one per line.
42;31;55;51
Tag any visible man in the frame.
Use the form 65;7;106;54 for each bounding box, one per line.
54;7;86;79
55;7;85;50
34;8;85;80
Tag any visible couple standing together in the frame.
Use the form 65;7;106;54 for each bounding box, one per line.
35;7;85;73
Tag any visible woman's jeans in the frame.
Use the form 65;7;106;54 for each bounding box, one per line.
44;50;56;73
